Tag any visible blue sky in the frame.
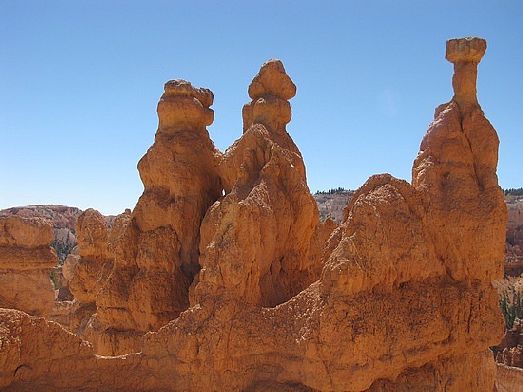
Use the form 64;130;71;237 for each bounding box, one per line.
1;1;521;215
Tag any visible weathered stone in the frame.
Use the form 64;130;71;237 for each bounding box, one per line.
0;37;507;392
193;60;323;307
0;216;56;316
70;80;222;354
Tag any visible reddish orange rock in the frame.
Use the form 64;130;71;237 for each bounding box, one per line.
0;216;56;316
0;37;507;392
67;209;114;305
413;37;506;282
70;79;222;354
193;59;324;307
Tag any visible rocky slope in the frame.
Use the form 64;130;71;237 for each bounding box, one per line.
0;37;509;391
313;188;354;222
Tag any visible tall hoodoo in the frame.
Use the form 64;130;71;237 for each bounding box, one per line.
73;80;222;355
412;37;506;282
319;36;506;390
446;37;485;108
241;60;302;156
134;79;221;275
194;59;322;307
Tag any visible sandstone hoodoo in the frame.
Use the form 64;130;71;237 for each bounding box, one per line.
413;37;506;283
193;59;324;307
0;37;508;391
69;79;222;355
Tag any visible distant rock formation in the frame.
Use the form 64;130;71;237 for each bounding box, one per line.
314;189;354;223
0;205;82;262
496;318;523;368
0;37;508;391
506;196;523;276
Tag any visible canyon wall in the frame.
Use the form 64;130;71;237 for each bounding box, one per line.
0;37;508;391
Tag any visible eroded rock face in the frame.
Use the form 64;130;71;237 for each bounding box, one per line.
193;60;324;307
0;37;507;391
0;216;56;316
68;209;115;305
71;80;222;354
0;205;83;263
412;37;506;282
320;36;506;390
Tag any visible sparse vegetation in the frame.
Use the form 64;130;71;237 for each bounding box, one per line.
51;232;75;264
504;188;523;196
49;268;62;290
315;187;352;195
495;277;523;329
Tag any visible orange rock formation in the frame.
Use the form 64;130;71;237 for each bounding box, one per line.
0;37;507;391
0;216;56;316
194;60;324;307
67;80;222;354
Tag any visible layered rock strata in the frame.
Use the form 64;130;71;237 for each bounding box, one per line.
0;37;507;391
0;205;82;263
0;216;56;316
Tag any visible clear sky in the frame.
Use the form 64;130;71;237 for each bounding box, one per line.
1;1;521;215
